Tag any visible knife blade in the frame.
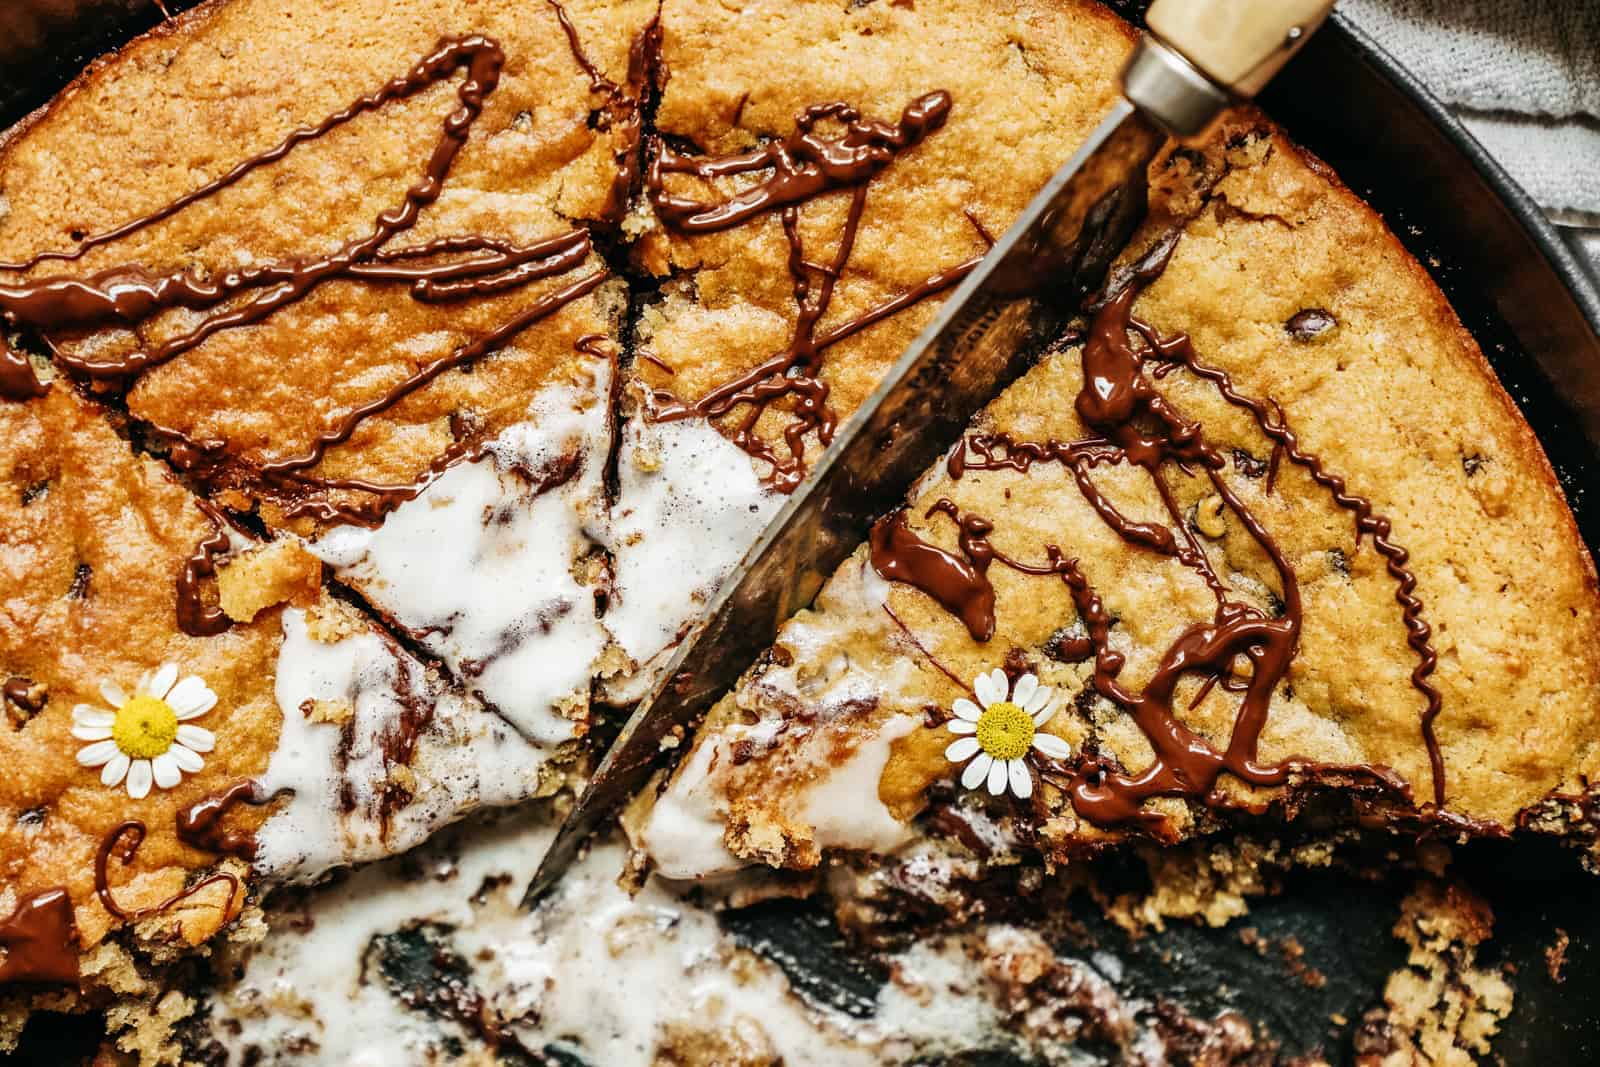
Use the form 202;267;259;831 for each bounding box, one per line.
525;103;1164;901
527;1;1337;901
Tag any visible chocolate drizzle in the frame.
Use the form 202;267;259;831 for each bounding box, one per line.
645;91;982;490
377;658;434;828
880;600;970;694
870;508;996;641
876;238;1447;828
0;888;78;986
0;32;610;529
95;822;241;923
0;342;48;402
1161;332;1446;806
176;780;265;859
175;499;234;636
549;0;661;222
649;91;951;233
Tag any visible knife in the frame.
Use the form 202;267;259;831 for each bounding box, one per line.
527;0;1337;902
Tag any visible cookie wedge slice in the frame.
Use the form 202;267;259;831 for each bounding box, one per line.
632;117;1600;879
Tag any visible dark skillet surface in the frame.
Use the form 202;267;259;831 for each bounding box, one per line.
3;2;1599;1063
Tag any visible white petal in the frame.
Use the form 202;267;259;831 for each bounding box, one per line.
126;760;153;799
176;724;216;753
101;752;130;787
134;670;154;698
961;752;993;790
952;698;982;722
1025;685;1054;716
986;756;1009;796
946;718;976;735
167;676;217;719
1012;674;1038;709
151;752;181;789
1009;759;1034;799
170;744;205;773
945;736;981;763
1033;732;1072;760
99;679;127;708
71;724;112;741
76;739;119;767
1032;696;1059;727
73;705;114;728
149;664;179;701
974;670;1005;707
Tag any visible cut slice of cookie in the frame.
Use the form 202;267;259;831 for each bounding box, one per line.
599;0;1137;701
631;118;1600;879
0;386;532;1031
0;0;657;754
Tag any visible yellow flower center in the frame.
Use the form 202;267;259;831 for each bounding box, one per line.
974;700;1034;761
111;695;179;760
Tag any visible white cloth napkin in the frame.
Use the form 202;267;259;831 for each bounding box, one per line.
1340;0;1600;283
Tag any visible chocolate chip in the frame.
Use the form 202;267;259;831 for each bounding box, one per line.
1328;547;1350;576
1003;646;1035;681
471;873;512;905
1043;624;1092;664
17;807;46;828
447;409;482;442
4;677;47;718
66;562;92;599
832;694;879;719
1167;147;1208;172
1463;453;1487;476
509;448;582;496
20;479;49;505
1285;308;1337;341
1231;449;1268;479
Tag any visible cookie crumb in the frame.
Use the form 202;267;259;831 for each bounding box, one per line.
218;540;322;623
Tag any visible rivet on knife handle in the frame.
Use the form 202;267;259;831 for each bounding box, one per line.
1129;0;1338;139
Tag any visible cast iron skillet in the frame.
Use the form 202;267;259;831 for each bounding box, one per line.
2;3;1597;1063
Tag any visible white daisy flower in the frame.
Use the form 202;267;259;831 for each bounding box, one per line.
944;669;1071;800
73;664;218;799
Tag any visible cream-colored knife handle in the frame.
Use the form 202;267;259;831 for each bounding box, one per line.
1150;0;1335;95
1123;0;1336;140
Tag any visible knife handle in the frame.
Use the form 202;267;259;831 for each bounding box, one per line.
1149;0;1334;95
1126;0;1336;139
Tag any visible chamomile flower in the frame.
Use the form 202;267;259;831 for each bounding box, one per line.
944;669;1070;800
73;664;218;799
